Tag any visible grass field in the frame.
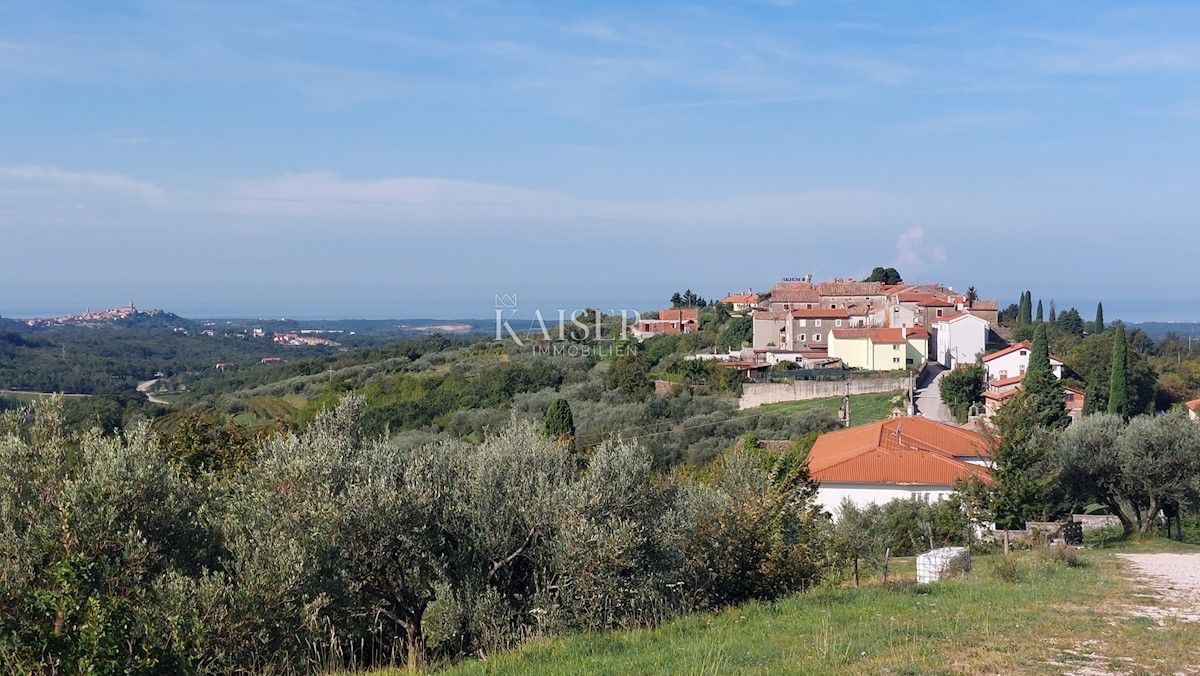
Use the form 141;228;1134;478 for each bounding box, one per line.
740;392;900;427
343;538;1200;675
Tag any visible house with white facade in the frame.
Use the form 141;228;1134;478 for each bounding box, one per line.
827;327;929;371
807;416;993;515
981;341;1064;381
933;312;990;369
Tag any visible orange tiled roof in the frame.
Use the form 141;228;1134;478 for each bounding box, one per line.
1186;399;1200;412
808;417;993;486
816;281;884;296
721;293;758;304
989;374;1025;389
981;340;1063;365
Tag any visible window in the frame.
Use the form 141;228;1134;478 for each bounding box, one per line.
815;319;822;327
906;358;914;365
936;309;943;317
797;319;807;327
893;357;901;363
798;334;806;342
893;344;900;350
835;319;843;327
814;333;822;342
1020;350;1028;357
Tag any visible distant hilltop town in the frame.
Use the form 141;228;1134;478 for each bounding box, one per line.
21;301;176;328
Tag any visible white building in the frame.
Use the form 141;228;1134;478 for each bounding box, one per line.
981;340;1063;382
933;312;990;369
807;417;992;516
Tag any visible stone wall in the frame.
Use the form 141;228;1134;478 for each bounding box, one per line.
739;377;910;410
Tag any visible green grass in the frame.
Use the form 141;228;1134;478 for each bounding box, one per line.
427;542;1200;675
740;392;900;427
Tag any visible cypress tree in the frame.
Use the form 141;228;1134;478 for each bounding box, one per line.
1048;298;1056;324
1018;292;1031;325
1094;302;1104;333
1022;322;1069;429
1036;300;1044;323
1107;324;1130;417
543;398;577;452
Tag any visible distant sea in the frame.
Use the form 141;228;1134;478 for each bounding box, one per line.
1052;300;1200;325
5;298;1200;325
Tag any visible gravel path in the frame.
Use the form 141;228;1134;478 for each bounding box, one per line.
1115;553;1200;623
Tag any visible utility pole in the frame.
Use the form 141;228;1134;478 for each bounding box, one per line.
840;379;851;428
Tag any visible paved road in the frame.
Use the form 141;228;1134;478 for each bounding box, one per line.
913;365;955;422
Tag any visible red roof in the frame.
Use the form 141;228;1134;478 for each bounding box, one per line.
721;293;757;304
808;417;992;486
989;374;1025;389
1187;399;1200;412
981;341;1030;363
906;326;931;339
981;340;1063;365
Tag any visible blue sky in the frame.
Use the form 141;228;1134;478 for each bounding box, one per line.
2;1;1198;319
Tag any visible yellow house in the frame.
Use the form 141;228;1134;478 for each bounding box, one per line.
828;327;929;371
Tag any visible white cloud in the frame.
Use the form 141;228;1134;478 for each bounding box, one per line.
0;165;167;205
892;227;946;269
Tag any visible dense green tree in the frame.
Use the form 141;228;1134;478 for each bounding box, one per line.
716;315;753;351
1018;291;1032;325
864;267;902;284
1065;329;1157;416
1108;323;1130;417
1024;323;1070;430
543;398;576;452
669;292;683;308
966;286;978;302
990;395;1059;528
1048;299;1056;324
939;363;986;421
1036;299;1044;323
1094;303;1105;334
605;351;652;400
1054;307;1085;338
999;303;1019;326
1057;412;1200;534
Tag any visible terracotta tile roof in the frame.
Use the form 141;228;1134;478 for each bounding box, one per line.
831;328;907;343
721;293;758;304
906;326;931;339
989;374;1025;389
1188;399;1200;412
816;281;884;296
808;417;993;486
769;289;821;303
981;341;1030;363
983;389;1017;402
981;340;1063;365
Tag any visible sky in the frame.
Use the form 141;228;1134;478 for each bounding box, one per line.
2;1;1199;320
